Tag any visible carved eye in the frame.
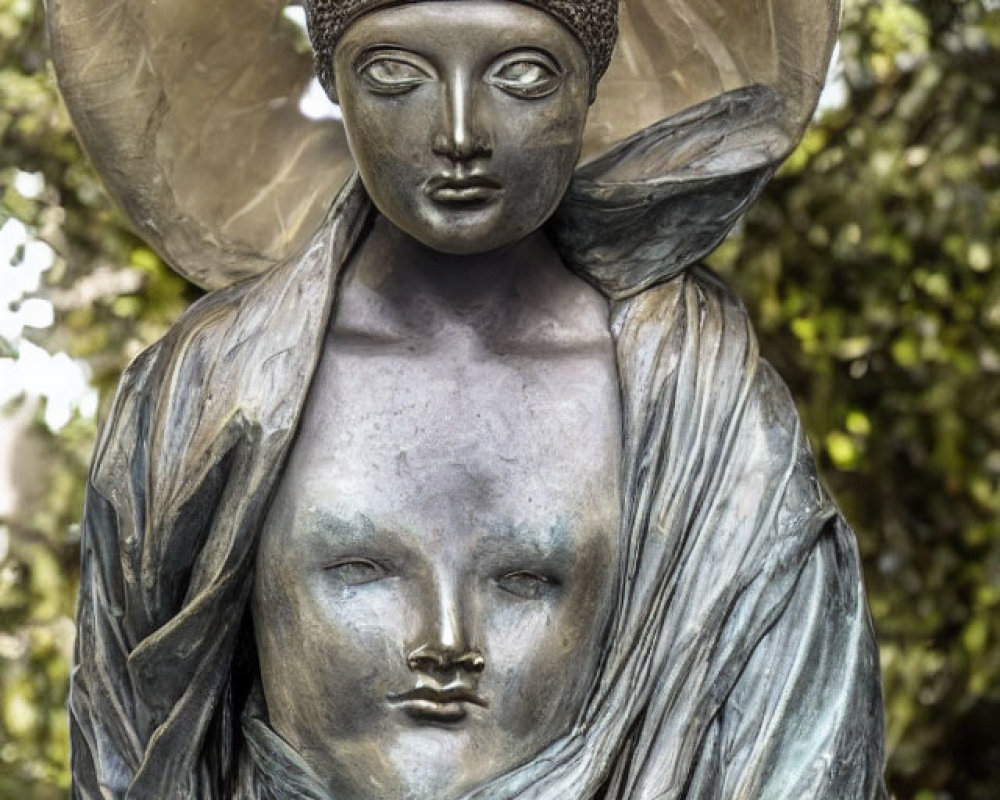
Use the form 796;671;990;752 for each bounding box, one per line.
325;558;388;586
487;56;562;98
358;56;432;94
496;570;558;599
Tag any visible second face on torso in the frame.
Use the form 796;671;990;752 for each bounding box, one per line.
253;219;623;799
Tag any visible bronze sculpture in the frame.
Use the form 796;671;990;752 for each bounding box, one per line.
49;0;888;797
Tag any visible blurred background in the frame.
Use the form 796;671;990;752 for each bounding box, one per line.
0;0;998;796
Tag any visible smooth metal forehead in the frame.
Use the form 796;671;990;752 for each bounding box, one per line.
46;0;840;290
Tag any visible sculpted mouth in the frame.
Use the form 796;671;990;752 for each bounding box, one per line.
425;174;503;206
387;683;489;723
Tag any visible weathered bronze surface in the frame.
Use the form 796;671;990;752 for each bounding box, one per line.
54;0;887;798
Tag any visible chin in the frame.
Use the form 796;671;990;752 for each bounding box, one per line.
405;218;531;256
380;726;531;800
400;204;551;256
418;232;519;256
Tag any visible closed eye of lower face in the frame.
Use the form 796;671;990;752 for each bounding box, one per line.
325;557;389;586
324;561;560;595
495;570;560;599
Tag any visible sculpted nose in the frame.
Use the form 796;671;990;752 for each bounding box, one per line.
407;645;485;675
433;70;492;163
407;575;484;674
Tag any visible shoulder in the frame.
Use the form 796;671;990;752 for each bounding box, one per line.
103;267;273;423
611;266;758;396
87;274;264;500
90;179;369;497
115;174;371;416
612;265;826;508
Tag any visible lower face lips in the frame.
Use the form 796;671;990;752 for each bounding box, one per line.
426;182;502;207
387;685;488;724
396;698;470;723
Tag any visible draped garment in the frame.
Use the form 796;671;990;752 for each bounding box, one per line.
70;88;887;799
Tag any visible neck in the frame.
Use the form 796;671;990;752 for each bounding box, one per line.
365;214;558;312
337;214;609;349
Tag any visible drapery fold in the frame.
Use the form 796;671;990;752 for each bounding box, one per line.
71;175;372;799
71;89;886;799
460;272;884;800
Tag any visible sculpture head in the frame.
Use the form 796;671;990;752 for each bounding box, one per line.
305;0;617;254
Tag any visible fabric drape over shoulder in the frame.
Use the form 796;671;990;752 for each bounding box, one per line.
70;177;370;799
465;269;885;799
70;90;886;799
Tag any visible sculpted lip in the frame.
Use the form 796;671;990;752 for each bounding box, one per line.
425;174;503;206
387;683;489;723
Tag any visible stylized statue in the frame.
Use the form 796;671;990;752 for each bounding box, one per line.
49;0;887;797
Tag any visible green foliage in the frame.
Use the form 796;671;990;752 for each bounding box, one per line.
710;1;1000;796
0;0;192;793
0;0;997;797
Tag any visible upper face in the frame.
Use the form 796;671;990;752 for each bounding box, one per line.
252;319;621;798
331;0;591;254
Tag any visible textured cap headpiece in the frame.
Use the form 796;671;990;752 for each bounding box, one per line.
304;0;619;100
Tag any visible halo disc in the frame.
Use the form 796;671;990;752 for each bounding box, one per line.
46;0;839;289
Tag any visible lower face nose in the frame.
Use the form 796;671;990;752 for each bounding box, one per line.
407;644;485;674
407;576;481;673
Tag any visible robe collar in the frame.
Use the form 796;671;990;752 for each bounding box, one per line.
552;84;788;299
